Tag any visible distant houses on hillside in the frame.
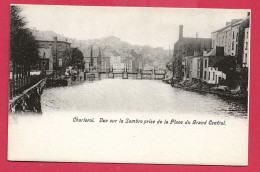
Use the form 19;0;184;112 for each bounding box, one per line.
83;46;143;73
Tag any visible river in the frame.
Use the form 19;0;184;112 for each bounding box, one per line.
41;79;247;118
9;79;248;163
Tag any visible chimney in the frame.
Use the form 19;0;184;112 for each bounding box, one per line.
98;47;101;57
90;46;93;66
196;32;199;38
91;46;93;58
179;25;183;39
54;37;58;70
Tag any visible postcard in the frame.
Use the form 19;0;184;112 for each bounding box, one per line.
8;4;250;165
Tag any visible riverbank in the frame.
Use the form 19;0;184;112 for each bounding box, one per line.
8;72;87;114
163;78;248;102
46;72;85;88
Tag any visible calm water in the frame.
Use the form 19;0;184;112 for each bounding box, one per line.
41;79;248;118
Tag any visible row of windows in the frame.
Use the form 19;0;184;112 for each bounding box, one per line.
204;71;216;81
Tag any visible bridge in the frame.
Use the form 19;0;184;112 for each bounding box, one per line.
85;69;167;80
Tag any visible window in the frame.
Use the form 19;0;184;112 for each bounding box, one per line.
204;59;208;68
232;41;234;50
245;53;248;64
245;42;248;50
236;32;238;42
204;71;207;79
213;72;215;80
247;31;249;39
59;58;62;66
208;72;210;80
233;31;235;39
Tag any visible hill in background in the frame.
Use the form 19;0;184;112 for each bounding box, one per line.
32;29;173;69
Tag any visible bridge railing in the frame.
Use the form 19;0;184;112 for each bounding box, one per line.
9;74;44;100
9;79;46;113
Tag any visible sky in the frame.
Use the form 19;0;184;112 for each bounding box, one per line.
17;5;250;49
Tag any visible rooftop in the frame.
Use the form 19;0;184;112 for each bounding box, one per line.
211;19;245;34
30;29;71;43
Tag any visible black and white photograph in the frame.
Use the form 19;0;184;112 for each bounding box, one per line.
8;4;250;165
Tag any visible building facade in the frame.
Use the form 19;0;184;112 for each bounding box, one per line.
243;27;250;67
38;47;53;75
83;46;102;72
211;14;250;68
32;29;72;75
202;47;227;85
202;57;226;84
173;25;212;79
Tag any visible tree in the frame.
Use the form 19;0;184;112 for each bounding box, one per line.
10;5;39;67
69;48;85;70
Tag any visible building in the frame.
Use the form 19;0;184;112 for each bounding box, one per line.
202;60;226;84
211;13;250;68
173;25;212;79
183;56;193;80
83;46;102;72
130;49;143;72
84;57;91;72
183;51;204;83
209;13;250;89
100;56;111;72
110;55;121;66
124;60;133;72
190;56;203;82
211;19;243;56
38;47;53;75
111;56;125;71
202;47;227;84
31;29;72;75
243;27;250;67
